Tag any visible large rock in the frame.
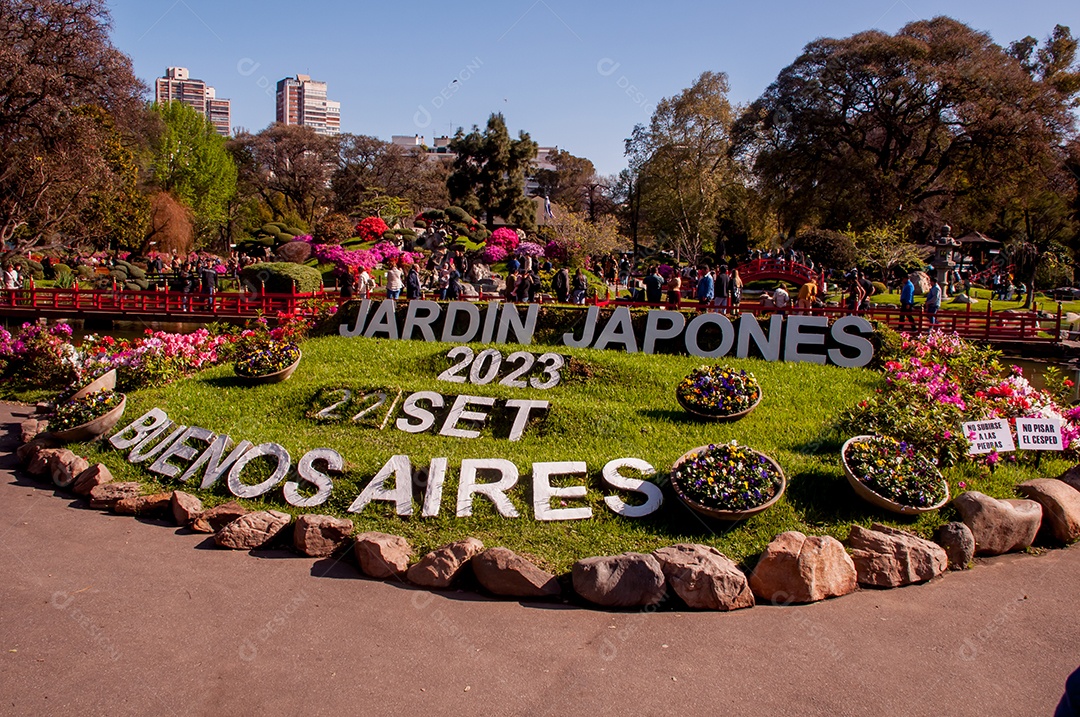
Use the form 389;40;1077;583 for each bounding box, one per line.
406;538;484;588
354;532;413;578
114;492;173;516
15;436;48;463
953;491;1043;555
571;552;666;608
1055;465;1080;493
936;522;975;570
652;544;754;611
293;514;354;558
1017;479;1080;543
214;510;292;550
88;482;142;510
72;463;113;495
50;452;89;488
27;447;67;476
20;418;41;444
847;524;948;588
170;491;203;526
749;531;858;604
911;271;931;295
471;548;561;598
190;501;249;533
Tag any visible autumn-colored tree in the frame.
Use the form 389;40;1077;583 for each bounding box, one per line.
229;124;338;227
0;0;144;250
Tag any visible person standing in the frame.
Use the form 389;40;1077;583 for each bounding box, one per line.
551;267;569;303
773;284;790;310
447;269;461;300
199;261;217;311
4;263;18;306
571;269;588;305
714;265;731;312
339;268;356;300
405;264;421;300
358;267;374;299
385;263;404;300
925;275;941;326
666;270;682;307
846;271;865;312
900;274;917;331
643;265;663;304
730;269;743;309
695;265;714;308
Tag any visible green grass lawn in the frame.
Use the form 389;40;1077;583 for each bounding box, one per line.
75;335;1072;572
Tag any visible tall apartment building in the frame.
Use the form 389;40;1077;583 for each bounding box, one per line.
154;67;232;137
276;74;340;136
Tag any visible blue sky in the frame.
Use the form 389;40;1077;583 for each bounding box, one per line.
108;0;1079;175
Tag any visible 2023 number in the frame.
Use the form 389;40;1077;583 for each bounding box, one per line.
436;347;563;390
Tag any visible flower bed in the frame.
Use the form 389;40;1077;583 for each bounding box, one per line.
676;365;762;420
234;342;301;379
841;434;948;513
669;442;785;519
51;390;125;433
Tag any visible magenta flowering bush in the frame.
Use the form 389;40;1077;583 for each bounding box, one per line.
80;328;234;390
488;227;520;252
516;241;545;258
544;240;568;264
840;328;1080;465
0;322;77;387
480;245;508;264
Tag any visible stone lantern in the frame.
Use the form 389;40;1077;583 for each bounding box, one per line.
931;224;960;295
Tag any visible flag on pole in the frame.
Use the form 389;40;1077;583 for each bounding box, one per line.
544;195;555;219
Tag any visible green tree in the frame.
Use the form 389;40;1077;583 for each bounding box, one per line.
625;71;742;264
846;223;926;282
533;148;596;214
733;18;1080;237
149;101;237;248
447;113;538;231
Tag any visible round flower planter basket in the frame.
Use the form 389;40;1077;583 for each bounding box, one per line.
676;386;763;422
51;394;127;444
841;435;950;515
71;368;117;401
669;444;787;520
235;350;302;385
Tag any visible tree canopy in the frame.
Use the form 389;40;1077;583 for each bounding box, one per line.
149;101;237;248
447;113;538;231
0;0;145;251
732;17;1080;238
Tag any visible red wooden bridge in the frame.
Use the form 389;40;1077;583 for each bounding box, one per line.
0;286;1064;344
735;258;822;289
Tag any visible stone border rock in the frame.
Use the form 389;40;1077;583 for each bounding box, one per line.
14;418;1080;612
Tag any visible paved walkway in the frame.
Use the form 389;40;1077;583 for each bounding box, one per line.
0;401;1077;716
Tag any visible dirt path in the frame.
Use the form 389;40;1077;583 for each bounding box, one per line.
0;402;1076;716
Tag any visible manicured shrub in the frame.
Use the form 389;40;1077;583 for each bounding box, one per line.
276;241;314;264
52;263;72;275
240;262;323;294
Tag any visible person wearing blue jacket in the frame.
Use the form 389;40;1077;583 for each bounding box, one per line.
695;265;714;307
900;274;917;331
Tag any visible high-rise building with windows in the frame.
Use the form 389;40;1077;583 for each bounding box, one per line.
154;67;232;136
276;74;340;136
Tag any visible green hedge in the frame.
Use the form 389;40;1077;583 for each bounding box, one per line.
240;262;324;294
52;263;72;275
